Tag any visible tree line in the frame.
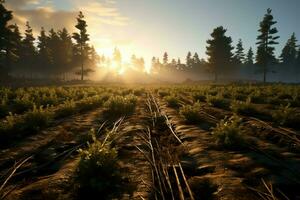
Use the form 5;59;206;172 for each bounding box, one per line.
0;1;99;81
1;1;300;83
149;8;300;83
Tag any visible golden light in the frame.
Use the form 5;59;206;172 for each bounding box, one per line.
118;68;125;75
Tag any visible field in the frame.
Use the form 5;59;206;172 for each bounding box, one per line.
0;84;300;200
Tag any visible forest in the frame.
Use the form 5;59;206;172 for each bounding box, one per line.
1;2;300;84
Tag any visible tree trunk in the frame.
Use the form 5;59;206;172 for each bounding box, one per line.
81;62;84;81
80;44;84;81
263;64;266;83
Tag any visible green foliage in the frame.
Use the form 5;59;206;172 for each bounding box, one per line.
13;94;34;113
207;95;231;110
104;95;137;117
55;100;76;118
256;8;279;82
164;95;180;108
212;115;244;149
179;102;202;124
206;26;234;81
231;98;258;116
272;104;300;127
158;90;169;97
22;105;53;131
192;92;206;102
0;105;53;143
76;132;126;199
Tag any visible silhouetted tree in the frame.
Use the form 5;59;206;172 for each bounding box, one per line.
20;22;36;78
73;11;90;81
234;39;245;64
245;47;254;65
171;58;176;66
256;8;279;83
280;33;298;65
5;23;21;74
47;28;60;75
186;51;193;68
177;58;185;70
151;56;156;73
132;54;144;71
0;1;13;77
206;26;233;81
37;27;52;75
193;53;200;65
163;52;168;65
58;28;74;78
192;52;201;71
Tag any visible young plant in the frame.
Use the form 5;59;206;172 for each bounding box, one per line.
104;95;137;117
231;98;257;115
55;100;76;118
212;115;244;149
272;104;300;128
76;131;128;199
164;95;180;108
206;94;231;110
179;102;202;124
22;105;54;132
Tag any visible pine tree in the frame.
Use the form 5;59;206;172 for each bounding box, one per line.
245;47;254;65
206;26;234;81
21;21;36;77
73;11;90;81
47;28;60;75
58;28;73;76
171;58;176;66
151;56;156;73
280;33;298;65
5;23;21;73
0;1;13;77
256;8;279;83
193;53;200;65
234;39;245;64
37;27;51;75
192;52;200;69
186;51;193;68
163;52;168;65
177;58;183;70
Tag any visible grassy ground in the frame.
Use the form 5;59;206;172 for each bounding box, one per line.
0;84;300;200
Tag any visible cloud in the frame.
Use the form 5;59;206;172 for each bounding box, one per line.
6;0;130;32
5;0;132;58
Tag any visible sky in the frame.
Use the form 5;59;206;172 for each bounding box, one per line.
5;0;300;67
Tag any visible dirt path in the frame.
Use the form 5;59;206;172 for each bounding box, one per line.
157;96;300;200
0;107;105;199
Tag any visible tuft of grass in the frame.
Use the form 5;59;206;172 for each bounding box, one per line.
231;98;258;115
158;90;169;98
179;102;202;124
192;92;206;102
104;95;137;117
22;105;53;132
164;95;180;108
55;100;76;118
272;104;300;128
206;94;231;110
76;131;129;199
212;115;245;149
